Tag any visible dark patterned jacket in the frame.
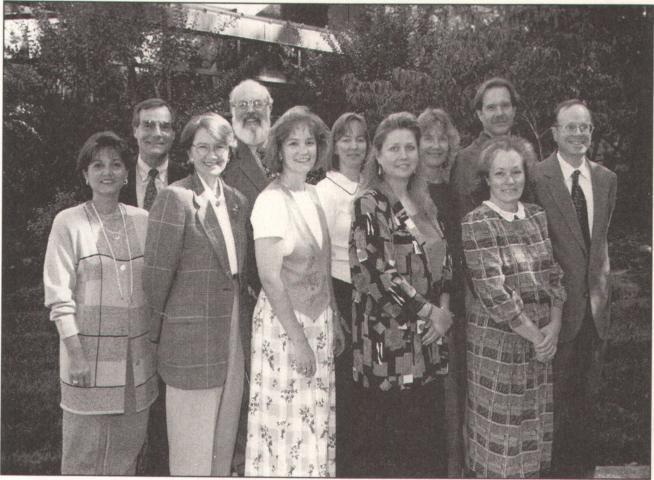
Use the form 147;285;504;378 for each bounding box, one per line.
349;183;451;390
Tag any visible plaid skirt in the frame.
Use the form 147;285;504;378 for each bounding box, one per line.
465;301;553;478
245;291;336;477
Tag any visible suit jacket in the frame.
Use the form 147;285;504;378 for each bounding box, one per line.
532;152;617;342
143;173;249;389
119;156;187;208
223;139;272;295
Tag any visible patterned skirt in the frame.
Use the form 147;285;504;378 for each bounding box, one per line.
245;291;336;477
465;301;553;478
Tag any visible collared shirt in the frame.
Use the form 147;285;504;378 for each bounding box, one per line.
315;170;360;283
557;152;594;235
198;176;238;275
136;156;169;209
483;200;526;222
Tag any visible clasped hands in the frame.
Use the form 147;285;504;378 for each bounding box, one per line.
419;303;453;346
534;322;558;362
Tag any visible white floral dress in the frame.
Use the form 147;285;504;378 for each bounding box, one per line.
245;187;336;477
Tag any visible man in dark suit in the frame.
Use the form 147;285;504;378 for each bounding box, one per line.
532;99;617;478
222;79;274;475
125;98;184;476
120;98;185;209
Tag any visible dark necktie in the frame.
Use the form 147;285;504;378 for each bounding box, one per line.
571;170;591;247
143;168;159;211
255;146;274;179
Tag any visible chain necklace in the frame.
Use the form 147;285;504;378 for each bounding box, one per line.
326;172;359;196
90;202;134;304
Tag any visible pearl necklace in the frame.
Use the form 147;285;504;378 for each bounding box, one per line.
90;202;134;304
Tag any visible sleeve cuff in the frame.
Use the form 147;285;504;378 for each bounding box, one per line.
55;315;79;339
509;311;528;329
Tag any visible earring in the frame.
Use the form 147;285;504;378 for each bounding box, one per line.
85;179;89;186
123;178;128;185
377;163;383;176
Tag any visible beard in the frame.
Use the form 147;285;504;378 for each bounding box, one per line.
232;112;271;146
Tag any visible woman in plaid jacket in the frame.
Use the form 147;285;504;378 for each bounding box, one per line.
143;113;249;476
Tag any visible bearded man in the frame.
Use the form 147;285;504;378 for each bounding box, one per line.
222;79;274;476
223;79;274;211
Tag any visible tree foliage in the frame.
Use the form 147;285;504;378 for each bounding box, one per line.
3;4;652;290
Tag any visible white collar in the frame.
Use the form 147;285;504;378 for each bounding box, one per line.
198;175;224;204
326;170;360;193
557;152;590;181
137;156;168;181
483;200;526;222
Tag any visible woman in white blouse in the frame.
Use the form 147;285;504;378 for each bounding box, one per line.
245;107;345;477
315;112;369;477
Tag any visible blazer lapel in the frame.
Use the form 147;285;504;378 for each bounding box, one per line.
542;154;588;254
223;184;246;275
235;141;269;192
191;173;231;275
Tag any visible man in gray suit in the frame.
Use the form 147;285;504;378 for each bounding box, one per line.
222;79;274;475
532;99;617;477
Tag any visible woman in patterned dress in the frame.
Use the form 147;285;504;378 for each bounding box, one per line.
461;135;566;478
349;112;453;477
44;131;158;474
245;107;345;477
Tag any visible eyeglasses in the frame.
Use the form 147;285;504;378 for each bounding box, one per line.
556;123;594;134
192;143;228;158
140;120;173;133
231;99;269;112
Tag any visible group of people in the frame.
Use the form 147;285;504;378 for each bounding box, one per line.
43;76;616;478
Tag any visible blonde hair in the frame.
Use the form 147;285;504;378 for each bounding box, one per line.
360;112;438;222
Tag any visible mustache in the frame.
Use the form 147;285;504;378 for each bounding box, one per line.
492;115;510;123
241;113;262;125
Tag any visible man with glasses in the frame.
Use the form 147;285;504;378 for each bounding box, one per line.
532;99;617;478
121;98;185;211
123;98;184;476
222;79;274;476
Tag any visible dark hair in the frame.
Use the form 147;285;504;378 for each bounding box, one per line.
76;131;130;176
473;77;519;112
417;107;460;173
552;98;593;126
179;112;236;153
131;98;174;129
264;106;330;174
473;135;535;202
325;112;369;171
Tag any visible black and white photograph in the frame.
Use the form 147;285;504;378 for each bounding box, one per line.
2;2;651;478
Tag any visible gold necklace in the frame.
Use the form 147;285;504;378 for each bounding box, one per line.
90;202;134;303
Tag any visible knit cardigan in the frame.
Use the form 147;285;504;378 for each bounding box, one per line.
44;202;158;414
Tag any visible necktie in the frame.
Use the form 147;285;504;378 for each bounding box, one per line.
256;146;275;179
571;170;591;247
143;168;159;211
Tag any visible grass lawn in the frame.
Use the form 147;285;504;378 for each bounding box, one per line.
1;226;650;474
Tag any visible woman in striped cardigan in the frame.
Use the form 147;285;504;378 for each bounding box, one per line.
44;131;158;474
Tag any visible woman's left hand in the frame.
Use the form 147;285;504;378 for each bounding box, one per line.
333;312;346;357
